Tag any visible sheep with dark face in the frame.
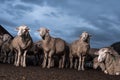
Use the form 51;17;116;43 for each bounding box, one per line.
98;47;120;75
70;32;91;71
27;41;43;65
88;48;99;58
37;27;66;68
85;48;99;67
34;40;44;65
11;25;33;67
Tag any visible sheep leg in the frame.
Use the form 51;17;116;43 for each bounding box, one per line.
81;56;85;70
51;58;54;67
16;50;21;67
23;50;27;67
11;53;14;64
34;54;38;65
74;59;78;69
59;58;62;68
20;55;23;66
99;63;105;71
78;55;82;71
42;52;47;68
70;54;73;68
61;55;65;68
47;51;53;69
14;52;18;66
93;63;99;69
14;53;17;66
65;55;69;68
7;52;12;64
3;51;7;63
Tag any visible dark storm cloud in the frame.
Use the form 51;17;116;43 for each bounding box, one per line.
4;3;33;18
0;18;16;27
43;12;59;18
14;4;33;11
21;0;67;7
0;0;120;48
0;0;11;3
21;0;44;5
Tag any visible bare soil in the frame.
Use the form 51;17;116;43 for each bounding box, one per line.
0;63;119;80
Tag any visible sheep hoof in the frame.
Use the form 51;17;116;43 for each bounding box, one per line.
61;65;64;69
59;66;62;69
104;70;108;74
74;66;77;69
116;72;120;75
14;63;16;66
8;62;10;64
82;68;85;71
78;68;81;71
47;66;50;69
42;66;45;68
16;64;19;67
59;66;61;69
70;66;72;69
23;65;26;67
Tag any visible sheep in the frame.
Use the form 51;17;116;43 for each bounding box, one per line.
11;25;33;67
93;47;119;72
98;47;120;75
27;41;43;65
0;34;3;51
0;34;13;63
34;40;44;65
83;48;99;68
88;48;99;57
0;34;13;49
85;48;99;63
70;32;91;71
37;27;66;68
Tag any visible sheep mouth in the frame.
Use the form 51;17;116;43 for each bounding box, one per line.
42;35;45;40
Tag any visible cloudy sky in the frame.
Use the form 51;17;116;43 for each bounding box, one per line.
0;0;120;48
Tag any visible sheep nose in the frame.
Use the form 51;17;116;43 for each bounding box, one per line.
98;57;102;62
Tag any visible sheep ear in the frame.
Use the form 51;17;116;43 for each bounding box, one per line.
0;35;2;39
106;51;111;54
95;51;99;55
47;29;50;33
89;34;92;37
37;29;40;32
25;28;30;32
16;27;19;30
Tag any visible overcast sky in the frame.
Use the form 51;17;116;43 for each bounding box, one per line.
0;0;120;48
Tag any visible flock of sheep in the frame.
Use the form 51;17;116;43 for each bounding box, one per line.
0;25;120;75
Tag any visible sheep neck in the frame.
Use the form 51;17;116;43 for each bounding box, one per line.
105;53;114;68
79;37;90;43
21;32;32;47
4;38;12;44
43;33;51;43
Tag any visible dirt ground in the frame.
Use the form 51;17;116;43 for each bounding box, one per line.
0;63;119;80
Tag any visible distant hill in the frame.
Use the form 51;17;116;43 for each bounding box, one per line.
0;25;13;38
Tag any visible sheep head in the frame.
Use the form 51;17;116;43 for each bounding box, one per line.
3;34;12;42
80;31;91;42
16;25;30;36
37;27;49;40
98;48;110;62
